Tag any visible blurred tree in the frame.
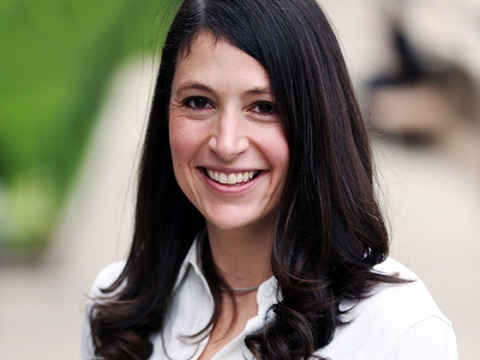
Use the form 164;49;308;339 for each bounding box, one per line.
0;0;174;256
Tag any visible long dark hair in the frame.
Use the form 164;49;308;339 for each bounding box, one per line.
89;0;403;359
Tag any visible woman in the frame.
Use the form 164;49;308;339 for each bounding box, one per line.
83;0;457;359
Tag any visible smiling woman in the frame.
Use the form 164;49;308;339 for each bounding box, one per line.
169;31;289;234
82;0;457;359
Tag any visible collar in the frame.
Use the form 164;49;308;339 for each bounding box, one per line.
172;228;205;293
172;229;280;324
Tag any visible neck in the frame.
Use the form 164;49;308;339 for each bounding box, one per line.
206;221;273;289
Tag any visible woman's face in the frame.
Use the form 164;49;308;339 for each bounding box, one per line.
169;31;289;232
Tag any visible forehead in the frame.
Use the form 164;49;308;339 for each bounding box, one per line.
177;31;250;67
177;31;219;59
172;31;270;92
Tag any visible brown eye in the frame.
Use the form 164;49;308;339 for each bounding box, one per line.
186;97;212;109
253;102;275;114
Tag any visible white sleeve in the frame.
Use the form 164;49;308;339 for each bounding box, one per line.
81;261;126;360
385;316;458;360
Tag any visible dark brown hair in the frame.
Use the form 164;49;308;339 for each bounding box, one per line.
89;0;403;359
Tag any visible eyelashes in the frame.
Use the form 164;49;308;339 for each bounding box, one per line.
183;97;213;110
181;96;277;117
251;102;276;115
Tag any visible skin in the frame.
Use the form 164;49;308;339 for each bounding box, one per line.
168;31;289;357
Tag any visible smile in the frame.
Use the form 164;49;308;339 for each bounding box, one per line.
205;168;259;185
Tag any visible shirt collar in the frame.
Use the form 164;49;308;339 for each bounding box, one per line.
172;228;205;293
172;228;280;314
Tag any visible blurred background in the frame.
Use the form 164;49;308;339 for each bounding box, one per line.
0;0;479;358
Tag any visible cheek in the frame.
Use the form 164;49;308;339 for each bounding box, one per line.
169;129;190;196
271;136;290;197
268;131;289;173
169;122;193;194
169;115;208;187
170;133;188;163
169;118;193;163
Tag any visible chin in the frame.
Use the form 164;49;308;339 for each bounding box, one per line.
206;218;251;231
204;211;275;233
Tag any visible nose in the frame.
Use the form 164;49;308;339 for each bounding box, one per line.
208;110;249;161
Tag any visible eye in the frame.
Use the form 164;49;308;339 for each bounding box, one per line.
252;102;276;115
184;97;212;109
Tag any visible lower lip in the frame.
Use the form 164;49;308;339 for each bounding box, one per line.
198;168;265;195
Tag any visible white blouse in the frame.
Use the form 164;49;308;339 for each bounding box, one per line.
82;240;458;359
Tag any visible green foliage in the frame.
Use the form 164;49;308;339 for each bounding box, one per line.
0;0;174;253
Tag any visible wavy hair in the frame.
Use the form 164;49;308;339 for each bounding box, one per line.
89;0;403;359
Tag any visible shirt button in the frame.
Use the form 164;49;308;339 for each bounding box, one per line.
262;283;274;297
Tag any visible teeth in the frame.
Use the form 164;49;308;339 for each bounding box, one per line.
206;169;258;185
227;174;236;184
219;173;228;184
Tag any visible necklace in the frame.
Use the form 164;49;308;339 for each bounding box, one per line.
221;285;260;293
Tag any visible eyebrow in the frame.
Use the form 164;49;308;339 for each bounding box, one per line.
176;83;214;95
244;87;272;96
175;82;272;97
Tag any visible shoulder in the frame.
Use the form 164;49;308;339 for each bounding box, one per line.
365;257;449;325
88;260;127;298
82;261;126;360
316;258;457;359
